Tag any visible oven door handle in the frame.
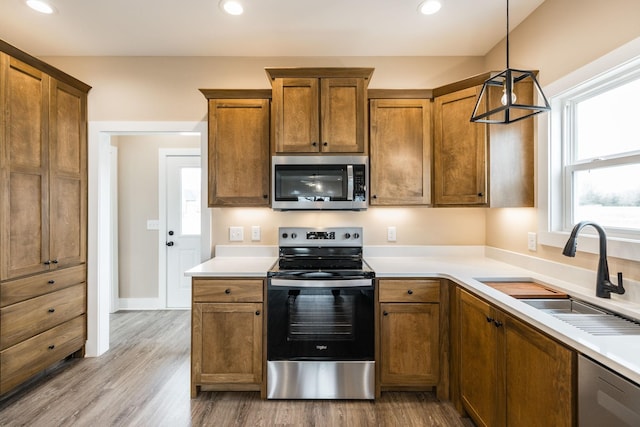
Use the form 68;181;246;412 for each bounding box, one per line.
269;278;373;288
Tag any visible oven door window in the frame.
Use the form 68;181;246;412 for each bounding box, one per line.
268;287;374;361
274;165;347;202
288;292;355;342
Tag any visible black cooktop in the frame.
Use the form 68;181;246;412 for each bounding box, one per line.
268;247;375;279
268;226;375;280
267;260;375;280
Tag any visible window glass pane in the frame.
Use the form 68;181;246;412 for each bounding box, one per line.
181;167;201;235
575;78;640;160
573;164;640;229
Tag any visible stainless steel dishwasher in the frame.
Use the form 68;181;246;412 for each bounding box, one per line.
579;355;640;426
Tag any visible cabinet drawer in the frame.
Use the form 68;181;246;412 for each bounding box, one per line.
1;315;86;395
378;279;440;303
193;279;263;303
1;283;86;350
1;265;86;307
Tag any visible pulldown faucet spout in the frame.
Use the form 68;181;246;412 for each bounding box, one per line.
562;221;625;299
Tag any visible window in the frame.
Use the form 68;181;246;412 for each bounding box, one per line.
560;60;640;236
181;167;201;235
539;38;640;260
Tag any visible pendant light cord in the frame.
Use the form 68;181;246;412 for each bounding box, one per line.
506;0;510;69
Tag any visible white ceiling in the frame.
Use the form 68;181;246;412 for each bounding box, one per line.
0;0;545;57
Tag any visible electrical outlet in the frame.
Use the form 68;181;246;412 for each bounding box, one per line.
387;226;397;242
527;232;537;251
229;226;244;242
251;225;261;241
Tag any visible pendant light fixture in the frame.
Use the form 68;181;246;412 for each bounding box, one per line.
470;0;550;124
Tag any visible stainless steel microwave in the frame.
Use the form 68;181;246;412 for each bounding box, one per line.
272;155;368;210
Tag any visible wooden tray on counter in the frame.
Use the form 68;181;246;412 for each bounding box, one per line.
482;281;569;299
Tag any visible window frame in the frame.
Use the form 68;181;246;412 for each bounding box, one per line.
538;36;640;261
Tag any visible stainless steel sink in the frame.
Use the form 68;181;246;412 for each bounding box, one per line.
522;298;605;315
521;298;640;336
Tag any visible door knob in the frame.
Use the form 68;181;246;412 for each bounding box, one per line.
168;230;174;236
166;241;174;247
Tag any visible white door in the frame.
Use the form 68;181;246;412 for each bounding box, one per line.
166;155;201;308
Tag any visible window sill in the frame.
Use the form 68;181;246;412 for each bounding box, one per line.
539;231;640;262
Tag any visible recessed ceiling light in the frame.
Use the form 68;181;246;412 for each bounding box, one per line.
220;0;243;15
418;0;442;15
26;0;55;14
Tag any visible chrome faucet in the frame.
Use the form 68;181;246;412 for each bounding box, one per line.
562;221;625;299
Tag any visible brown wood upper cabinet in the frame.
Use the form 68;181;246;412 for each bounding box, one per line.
455;288;574;427
266;68;373;154
432;76;534;207
369;93;431;205
433;86;487;206
0;54;88;281
200;90;271;207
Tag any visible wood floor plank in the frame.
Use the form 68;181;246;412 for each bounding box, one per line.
0;310;471;426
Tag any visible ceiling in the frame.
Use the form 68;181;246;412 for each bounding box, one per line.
0;0;545;57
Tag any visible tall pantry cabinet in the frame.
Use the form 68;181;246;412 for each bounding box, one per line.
0;41;90;395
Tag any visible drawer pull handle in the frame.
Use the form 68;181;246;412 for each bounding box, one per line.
48;308;56;313
407;289;413;295
486;316;494;323
383;311;389;316
52;259;59;264
255;310;261;316
48;345;55;350
48;280;55;284
44;260;51;265
494;320;503;328
224;289;231;294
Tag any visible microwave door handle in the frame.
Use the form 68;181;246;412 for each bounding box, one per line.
347;165;354;201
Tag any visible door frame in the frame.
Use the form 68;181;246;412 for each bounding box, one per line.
158;149;201;309
88;121;210;357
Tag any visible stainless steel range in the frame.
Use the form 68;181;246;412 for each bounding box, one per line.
266;227;375;399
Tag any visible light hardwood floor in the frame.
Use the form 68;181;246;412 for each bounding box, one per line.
0;311;471;426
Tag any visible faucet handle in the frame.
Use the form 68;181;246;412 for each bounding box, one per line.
616;272;626;295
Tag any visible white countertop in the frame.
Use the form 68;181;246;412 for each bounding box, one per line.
186;245;640;385
185;256;275;277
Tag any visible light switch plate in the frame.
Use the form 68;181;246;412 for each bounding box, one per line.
251;225;261;241
229;226;244;242
387;226;397;242
527;232;537;251
146;219;159;230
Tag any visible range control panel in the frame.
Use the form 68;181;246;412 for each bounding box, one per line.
278;227;363;247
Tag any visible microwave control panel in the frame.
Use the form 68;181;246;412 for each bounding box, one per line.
354;165;366;201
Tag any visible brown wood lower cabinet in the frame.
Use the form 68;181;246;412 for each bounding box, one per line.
377;279;448;399
191;278;264;397
0;315;86;394
456;288;575;427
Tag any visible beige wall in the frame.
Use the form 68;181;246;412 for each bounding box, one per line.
484;0;640;280
40;0;640;290
115;134;200;299
484;0;640;86
39;55;488;257
41;56;484;122
211;207;486;250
